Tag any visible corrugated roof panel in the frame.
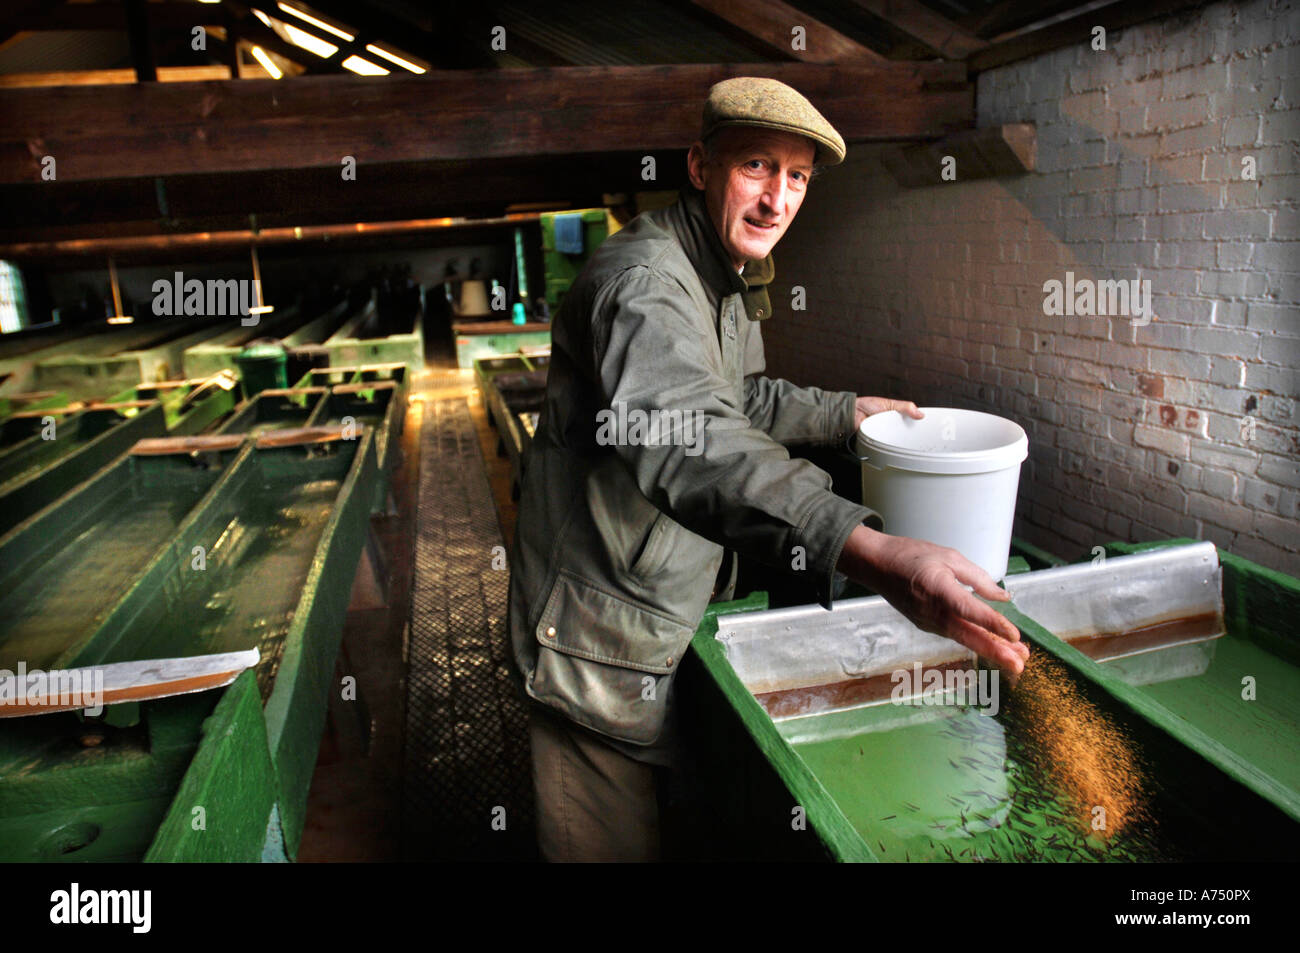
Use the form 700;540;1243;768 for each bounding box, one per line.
0;29;131;74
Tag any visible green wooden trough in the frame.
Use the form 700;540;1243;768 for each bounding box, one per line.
474;351;547;500
0;425;381;861
0;374;241;537
682;538;1300;862
454;320;551;370
0;361;407;862
0;390;71;423
231;363;406;479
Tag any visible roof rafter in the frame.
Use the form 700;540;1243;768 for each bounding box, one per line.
686;0;888;64
846;0;988;60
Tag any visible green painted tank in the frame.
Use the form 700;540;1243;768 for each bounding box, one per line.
681;539;1300;862
474;351;547;500
0;412;395;861
0;373;243;537
0;401;167;536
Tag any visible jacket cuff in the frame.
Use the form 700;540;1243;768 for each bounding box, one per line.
796;493;873;611
824;390;858;448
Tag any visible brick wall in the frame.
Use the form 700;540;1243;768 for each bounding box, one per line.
765;0;1300;575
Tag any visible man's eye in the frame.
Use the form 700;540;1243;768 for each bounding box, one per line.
745;159;765;171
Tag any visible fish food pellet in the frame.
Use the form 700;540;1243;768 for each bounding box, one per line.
1002;653;1152;841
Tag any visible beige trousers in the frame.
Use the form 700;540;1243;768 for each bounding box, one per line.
528;706;662;862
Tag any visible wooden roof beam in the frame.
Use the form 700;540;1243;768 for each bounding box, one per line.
687;0;888;63
0;62;971;185
846;0;988;60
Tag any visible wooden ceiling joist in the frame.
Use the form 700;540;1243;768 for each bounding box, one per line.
0;62;971;186
847;0;988;60
687;0;888;63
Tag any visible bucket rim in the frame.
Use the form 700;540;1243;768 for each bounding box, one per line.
856;407;1028;474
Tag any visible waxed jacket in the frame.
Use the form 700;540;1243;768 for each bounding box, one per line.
507;188;871;747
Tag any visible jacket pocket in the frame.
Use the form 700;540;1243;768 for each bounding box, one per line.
528;568;694;745
629;509;673;581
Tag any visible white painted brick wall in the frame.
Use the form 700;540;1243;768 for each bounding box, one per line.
765;0;1300;575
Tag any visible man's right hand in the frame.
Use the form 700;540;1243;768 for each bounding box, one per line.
835;525;1029;676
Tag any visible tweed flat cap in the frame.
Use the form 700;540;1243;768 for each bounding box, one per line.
701;77;846;165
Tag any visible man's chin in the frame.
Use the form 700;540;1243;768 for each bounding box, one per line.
730;236;778;263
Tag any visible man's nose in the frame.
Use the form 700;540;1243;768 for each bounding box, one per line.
761;174;788;212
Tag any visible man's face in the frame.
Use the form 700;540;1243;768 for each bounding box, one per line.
687;127;816;269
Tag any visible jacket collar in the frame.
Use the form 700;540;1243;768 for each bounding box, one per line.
670;188;750;305
742;253;774;288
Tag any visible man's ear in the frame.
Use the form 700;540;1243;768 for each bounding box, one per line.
686;141;708;191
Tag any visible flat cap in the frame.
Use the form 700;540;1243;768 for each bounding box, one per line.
701;77;846;165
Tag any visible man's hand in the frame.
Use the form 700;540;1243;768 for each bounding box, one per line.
854;397;923;429
836;525;1028;676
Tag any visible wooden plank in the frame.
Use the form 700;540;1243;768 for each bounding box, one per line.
3;61;965;133
0;63;968;185
349;362;406;374
129;379;190;392
77;399;156;411
255;425;361;448
846;0;988;59
453;320;552;335
688;0;887;63
256;386;330;398
131;434;246;455
8;405;82;419
331;380;397;395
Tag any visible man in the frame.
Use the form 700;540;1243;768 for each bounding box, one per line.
507;77;1028;861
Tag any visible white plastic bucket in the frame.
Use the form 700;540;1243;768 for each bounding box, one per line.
855;408;1028;582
